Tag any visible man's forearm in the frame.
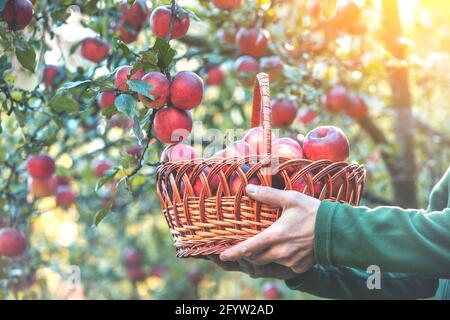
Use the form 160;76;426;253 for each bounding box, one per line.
286;265;439;300
315;202;450;277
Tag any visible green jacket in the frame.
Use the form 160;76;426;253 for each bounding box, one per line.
286;166;450;299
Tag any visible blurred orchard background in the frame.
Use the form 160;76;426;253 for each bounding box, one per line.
0;0;449;299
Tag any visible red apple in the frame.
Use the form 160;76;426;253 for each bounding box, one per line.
28;176;57;197
291;174;322;197
234;55;260;87
170;71;204;110
217;27;237;44
212;0;242;9
206;66;225;86
126;145;142;158
300;110;318;125
187;267;203;285
80;38;110;63
3;0;33;31
322;85;350;112
55;186;76;207
229;164;260;195
126;265;146;282
56;175;70;186
345;93;368;119
260;56;282;81
118;19;140;44
263;282;282;300
236;27;270;58
271;99;298;128
43;65;65;88
94;160;113;178
242;126;275;155
138;72;170;109
150;264;167;278
97;90;116;109
27;154;55;178
160;144;198;162
153;107;192;144
218;140;256;158
150;5;190;40
114;65;145;91
272;137;303;159
0;228;26;258
123;248;142;266
303;126;350;162
108;114;134;129
121;0;150;27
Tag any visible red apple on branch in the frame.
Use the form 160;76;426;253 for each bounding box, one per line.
212;0;242;10
138;72;170;109
114;65;145;91
118;20;140;44
27;154;55;178
150;5;190;40
28;176;57;197
56;186;76;208
236;27;270;58
126;265;146;282
322;85;350;113
81;38;110;63
94;160;113;178
234;55;260;87
263;282;282;300
43;65;65;88
0;228;26;258
271;99;298;128
206;66;225;86
3;0;33;31
303;126;350;162
121;0;150;27
153;107;193;144
260;56;282;81
123;248;142;266
345;93;368;119
170;71;204;110
97;90;116;109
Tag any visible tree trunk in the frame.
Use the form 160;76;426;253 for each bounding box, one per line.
381;0;417;208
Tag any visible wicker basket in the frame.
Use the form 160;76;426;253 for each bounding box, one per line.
156;73;366;258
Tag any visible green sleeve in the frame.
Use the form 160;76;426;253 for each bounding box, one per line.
285;265;438;300
314;168;450;277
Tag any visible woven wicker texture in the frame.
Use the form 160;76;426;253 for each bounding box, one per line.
156;73;366;257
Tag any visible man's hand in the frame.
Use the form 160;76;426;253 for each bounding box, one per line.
208;255;298;280
219;184;320;274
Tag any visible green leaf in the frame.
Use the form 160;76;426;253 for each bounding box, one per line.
95;169;118;192
16;46;36;72
153;38;176;70
56;80;92;94
94;204;112;226
132;115;144;143
114;94;138;119
49;95;79;113
69;41;82;55
127;79;154;100
100;104;118;118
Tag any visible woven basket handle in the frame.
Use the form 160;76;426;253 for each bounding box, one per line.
251;73;272;158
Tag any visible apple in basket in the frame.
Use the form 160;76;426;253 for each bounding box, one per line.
303;125;349;162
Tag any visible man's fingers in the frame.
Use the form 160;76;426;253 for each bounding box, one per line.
219;227;282;261
208;255;242;272
245;184;298;208
245;246;283;266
